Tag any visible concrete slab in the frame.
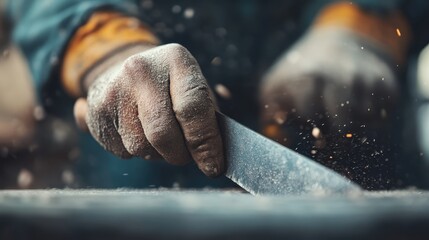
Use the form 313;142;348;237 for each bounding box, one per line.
0;189;428;239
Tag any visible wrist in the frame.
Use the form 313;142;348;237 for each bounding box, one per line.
62;11;159;97
82;43;155;95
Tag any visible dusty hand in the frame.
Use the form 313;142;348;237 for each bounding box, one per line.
260;27;399;129
74;44;224;177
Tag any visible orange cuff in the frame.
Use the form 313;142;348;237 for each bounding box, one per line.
62;11;159;97
313;2;411;64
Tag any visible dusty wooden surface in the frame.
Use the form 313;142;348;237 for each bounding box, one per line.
0;189;428;239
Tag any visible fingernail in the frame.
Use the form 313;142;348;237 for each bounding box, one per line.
202;161;219;177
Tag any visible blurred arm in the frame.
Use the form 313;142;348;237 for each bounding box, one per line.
4;0;153;99
62;11;159;97
308;0;411;63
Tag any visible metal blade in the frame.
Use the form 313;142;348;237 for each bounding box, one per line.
217;112;361;195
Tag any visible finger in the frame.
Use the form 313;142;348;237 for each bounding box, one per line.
73;98;89;132
86;99;132;159
137;90;192;165
169;50;224;177
115;98;161;160
128;59;192;166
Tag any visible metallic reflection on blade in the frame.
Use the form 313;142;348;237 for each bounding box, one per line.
217;112;361;196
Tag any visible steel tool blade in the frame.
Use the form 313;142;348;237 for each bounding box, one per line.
217;112;361;195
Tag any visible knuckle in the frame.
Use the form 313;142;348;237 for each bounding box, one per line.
174;93;212;121
163;43;194;62
123;138;148;156
173;80;212;119
187;128;218;153
164;43;187;54
88;102;111;126
122;55;151;76
123;55;143;68
88;88;118;114
145;126;172;150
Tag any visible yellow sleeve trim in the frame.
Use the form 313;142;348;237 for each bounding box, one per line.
313;2;411;64
62;11;160;97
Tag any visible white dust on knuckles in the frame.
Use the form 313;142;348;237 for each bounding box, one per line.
85;44;215;166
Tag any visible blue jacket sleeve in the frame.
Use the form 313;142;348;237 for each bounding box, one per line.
5;0;141;102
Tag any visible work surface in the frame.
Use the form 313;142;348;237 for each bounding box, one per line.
0;189;428;240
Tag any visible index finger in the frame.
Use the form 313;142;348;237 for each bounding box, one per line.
168;47;224;177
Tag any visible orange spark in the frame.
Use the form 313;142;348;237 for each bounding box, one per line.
396;28;401;37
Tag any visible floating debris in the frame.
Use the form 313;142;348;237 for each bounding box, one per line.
172;182;180;189
380;109;387;118
17;169;33;189
211;56;222;66
311;127;321;139
184;8;195;19
33;106;45;121
172;5;182;13
396;28;401;37
273;111;287;125
62;170;75;185
214;83;231;99
50;56;59;66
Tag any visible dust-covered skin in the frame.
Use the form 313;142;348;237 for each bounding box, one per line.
76;44;224;177
260;27;399;128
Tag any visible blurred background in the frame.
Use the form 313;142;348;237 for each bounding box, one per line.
0;4;78;189
0;0;429;190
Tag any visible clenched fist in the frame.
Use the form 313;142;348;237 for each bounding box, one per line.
74;44;224;177
260;27;399;129
259;27;402;189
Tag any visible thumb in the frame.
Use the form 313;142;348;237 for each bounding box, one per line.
73;98;89;132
